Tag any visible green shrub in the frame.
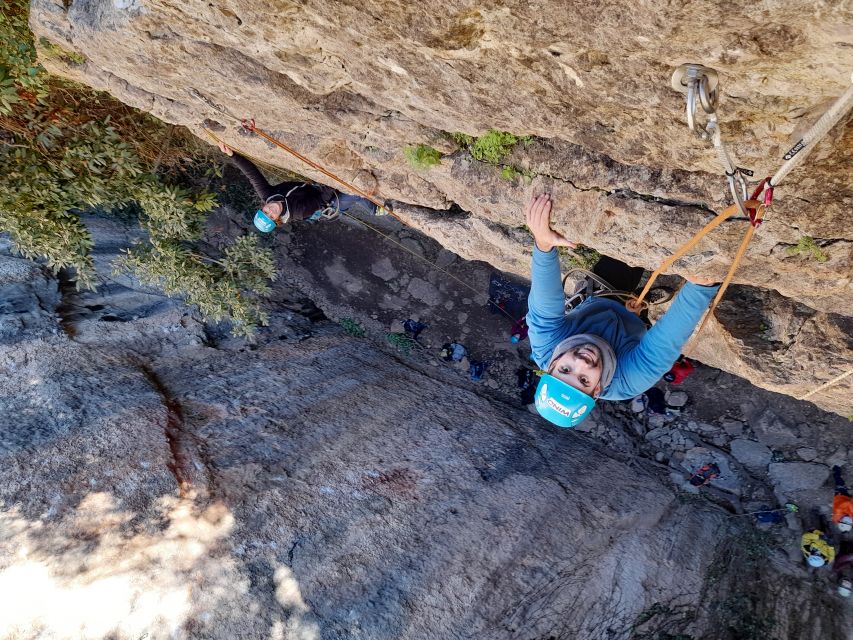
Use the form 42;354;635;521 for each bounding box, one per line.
121;234;275;338
386;332;419;354
448;132;474;148
785;236;828;262
0;0;274;335
558;244;601;270
38;37;87;65
500;165;520;181
404;144;441;170
0;1;49;113
470;129;530;164
499;165;535;183
339;317;366;337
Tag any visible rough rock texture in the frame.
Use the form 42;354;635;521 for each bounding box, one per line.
28;0;853;414
2;211;852;638
730;437;772;471
0;244;735;638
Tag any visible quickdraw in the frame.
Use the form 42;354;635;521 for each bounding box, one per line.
634;68;853;348
671;63;751;219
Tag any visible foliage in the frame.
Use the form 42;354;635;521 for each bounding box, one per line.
500;165;520;181
386;331;420;354
339;317;366;338
785;236;828;262
558;244;601;270
121;234;275;338
499;164;534;183
0;0;274;335
0;0;50;114
448;131;474;148
404;144;441;170
469;129;530;164
37;37;86;65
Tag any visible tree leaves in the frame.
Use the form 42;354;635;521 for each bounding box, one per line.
0;0;275;336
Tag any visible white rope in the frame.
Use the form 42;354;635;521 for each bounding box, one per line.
797;368;853;401
771;76;853;188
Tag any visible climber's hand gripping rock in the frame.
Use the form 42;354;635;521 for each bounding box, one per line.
524;194;576;254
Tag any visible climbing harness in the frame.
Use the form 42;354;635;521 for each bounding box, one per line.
561;268;668;313
634;69;853;347
307;191;341;223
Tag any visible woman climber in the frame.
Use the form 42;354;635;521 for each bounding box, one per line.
218;143;385;232
524;193;719;428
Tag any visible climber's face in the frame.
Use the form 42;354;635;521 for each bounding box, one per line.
549;344;603;397
262;200;283;222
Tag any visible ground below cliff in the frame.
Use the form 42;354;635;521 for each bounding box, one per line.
1;201;850;638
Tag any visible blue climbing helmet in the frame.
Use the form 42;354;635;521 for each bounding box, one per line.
254;210;277;233
534;373;596;428
806;552;826;568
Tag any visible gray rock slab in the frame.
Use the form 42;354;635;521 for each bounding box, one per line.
682;447;743;495
750;408;801;447
730;439;772;471
721;419;745;437
406;277;442;306
370;257;399;281
796;447;818;462
768;462;831;494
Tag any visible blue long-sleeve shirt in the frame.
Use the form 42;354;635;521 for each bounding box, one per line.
527;247;718;400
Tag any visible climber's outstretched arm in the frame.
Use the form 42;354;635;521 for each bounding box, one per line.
525;194;576;368
219;143;274;201
231;153;276;201
608;282;719;399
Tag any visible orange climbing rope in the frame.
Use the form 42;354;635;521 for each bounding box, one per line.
189;88;405;221
631;198;764;329
241;119;389;213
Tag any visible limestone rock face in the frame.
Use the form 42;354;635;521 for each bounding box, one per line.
0;241;738;639
29;0;853;413
1;212;850;638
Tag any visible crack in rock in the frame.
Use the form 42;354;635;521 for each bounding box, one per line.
138;363;198;498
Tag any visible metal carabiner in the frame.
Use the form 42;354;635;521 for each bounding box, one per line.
698;74;718;113
726;171;750;219
672;64;719;137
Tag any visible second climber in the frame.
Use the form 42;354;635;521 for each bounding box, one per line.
218;143;385;233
